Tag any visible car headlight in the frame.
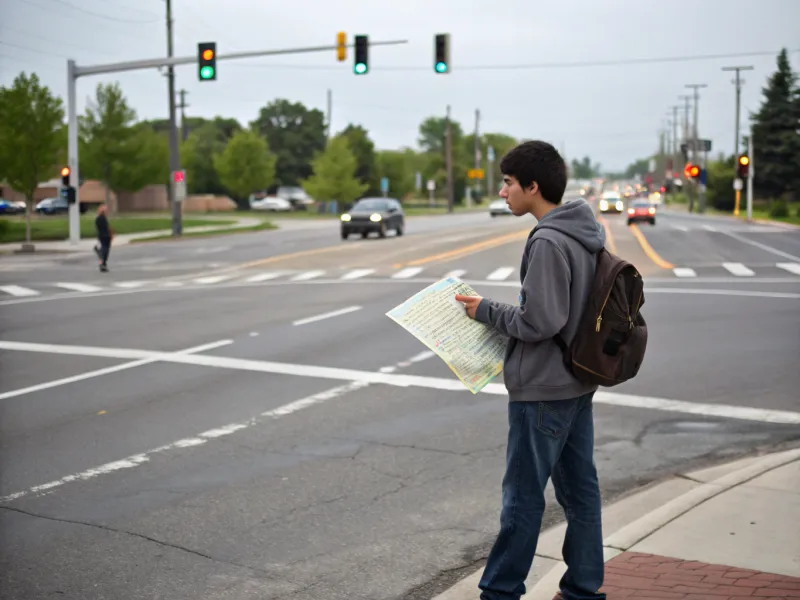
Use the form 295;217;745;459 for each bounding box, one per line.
616;201;624;211
648;207;656;214
599;200;608;210
340;214;351;222
369;213;382;222
628;208;635;215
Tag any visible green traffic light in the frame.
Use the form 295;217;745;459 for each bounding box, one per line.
354;62;367;75
435;61;448;73
200;66;215;79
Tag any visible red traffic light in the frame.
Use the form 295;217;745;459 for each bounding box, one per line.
173;170;185;183
737;154;750;178
60;166;70;177
688;165;700;178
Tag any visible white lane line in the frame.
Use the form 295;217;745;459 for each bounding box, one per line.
55;282;103;293
716;229;800;261
392;267;424;279
0;339;232;401
0;380;369;504
160;281;184;287
291;270;325;281
671;225;689;232
246;272;285;283
672;268;697;278
292;305;362;326
722;262;755;277
776;262;800;275
4;340;800;425
644;287;800;299
702;225;717;232
193;275;232;284
341;269;375;280
445;269;467;279
114;281;148;289
0;285;40;297
486;267;515;281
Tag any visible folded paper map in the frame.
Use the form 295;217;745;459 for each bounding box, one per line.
386;277;508;394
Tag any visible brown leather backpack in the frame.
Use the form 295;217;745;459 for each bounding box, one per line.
554;248;647;387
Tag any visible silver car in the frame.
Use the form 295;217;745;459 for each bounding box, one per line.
489;198;512;217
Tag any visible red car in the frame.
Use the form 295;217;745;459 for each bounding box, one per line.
627;201;656;226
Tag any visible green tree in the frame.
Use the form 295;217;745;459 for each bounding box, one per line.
339;124;379;194
376;149;418;201
570;156;600;179
250;99;326;186
705;155;736;211
0;72;65;245
79;82;163;212
418;116;468;203
302;135;367;204
750;48;800;200
213;129;276;202
180;123;227;195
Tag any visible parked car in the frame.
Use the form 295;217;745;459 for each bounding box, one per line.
35;197;69;215
276;186;314;210
0;199;25;214
250;196;292;212
488;198;512;217
340;197;404;239
627;200;657;226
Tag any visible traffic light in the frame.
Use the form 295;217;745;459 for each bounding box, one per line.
354;35;368;74
684;163;700;179
61;166;71;186
336;32;346;62
434;33;450;73
737;154;750;178
198;42;216;81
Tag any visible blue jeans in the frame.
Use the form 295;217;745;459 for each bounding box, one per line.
479;394;605;600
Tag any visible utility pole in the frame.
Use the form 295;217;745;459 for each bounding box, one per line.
684;84;707;212
326;88;332;142
445;104;454;213
165;0;182;236
486;144;495;200
177;89;189;141
722;66;753;159
473;108;480;203
670;105;679;182
746;130;754;221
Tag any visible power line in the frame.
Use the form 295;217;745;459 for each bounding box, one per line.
21;0;160;24
226;48;798;71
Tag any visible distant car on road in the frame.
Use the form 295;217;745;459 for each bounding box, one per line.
627;200;657;226
35;197;69;215
598;191;625;214
340;197;405;239
488;198;512;217
250;196;292;212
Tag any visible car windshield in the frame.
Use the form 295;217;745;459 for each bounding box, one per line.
632;202;651;208
353;199;389;211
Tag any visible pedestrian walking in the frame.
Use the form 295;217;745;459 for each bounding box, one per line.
94;204;113;272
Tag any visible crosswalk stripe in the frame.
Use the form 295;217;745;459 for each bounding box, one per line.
392;267;424;279
673;268;697;278
445;269;467;279
193;275;232;284
0;285;40;297
722;262;755;276
486;267;515;281
114;281;148;289
776;262;800;276
291;270;325;281
702;225;717;232
671;225;689;232
341;269;375;280
246;272;285;283
55;282;103;293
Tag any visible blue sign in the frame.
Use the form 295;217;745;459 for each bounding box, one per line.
699;168;707;185
380;177;389;193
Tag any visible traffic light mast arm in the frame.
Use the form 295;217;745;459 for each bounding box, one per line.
73;39;408;77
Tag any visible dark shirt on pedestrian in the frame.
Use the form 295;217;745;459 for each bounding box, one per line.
95;214;111;241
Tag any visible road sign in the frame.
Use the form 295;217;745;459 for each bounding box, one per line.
487;145;495;162
681;139;713;154
733;178;743;191
380;176;389;195
467;168;485;179
426;179;436;191
172;170;186;202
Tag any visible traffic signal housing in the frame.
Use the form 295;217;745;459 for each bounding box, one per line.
60;166;71;187
434;33;450;73
737;154;750;178
354;35;368;74
684;163;700;180
336;32;346;62
198;42;217;81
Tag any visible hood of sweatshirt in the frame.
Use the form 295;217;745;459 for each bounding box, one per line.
532;198;605;253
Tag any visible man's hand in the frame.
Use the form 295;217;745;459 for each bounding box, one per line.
455;294;482;319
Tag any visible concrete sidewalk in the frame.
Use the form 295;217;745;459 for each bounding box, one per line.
434;446;800;599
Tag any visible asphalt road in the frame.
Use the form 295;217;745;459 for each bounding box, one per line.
1;205;799;600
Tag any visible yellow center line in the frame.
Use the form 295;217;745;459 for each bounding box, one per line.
627;223;674;269
598;216;618;255
393;229;530;268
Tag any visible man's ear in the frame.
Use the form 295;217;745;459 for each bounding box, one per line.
526;181;539;196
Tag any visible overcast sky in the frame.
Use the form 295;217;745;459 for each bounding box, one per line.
1;0;798;171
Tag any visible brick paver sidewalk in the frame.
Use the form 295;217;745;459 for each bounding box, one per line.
601;552;800;599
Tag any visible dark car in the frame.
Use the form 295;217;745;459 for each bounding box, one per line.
627;200;656;226
340;197;404;239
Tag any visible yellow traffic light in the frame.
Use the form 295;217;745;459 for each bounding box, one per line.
60;166;70;177
336;31;346;62
738;155;749;166
202;49;214;61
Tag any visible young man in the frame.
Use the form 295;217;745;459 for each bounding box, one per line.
94;204;112;272
455;141;607;600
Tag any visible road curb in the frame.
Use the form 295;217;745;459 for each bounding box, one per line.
431;446;800;600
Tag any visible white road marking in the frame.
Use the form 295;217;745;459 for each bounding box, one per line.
392;267;424;279
716;229;800;261
246;272;285;283
194;246;230;255
486;267;515;281
341;269;375;280
672;268;697;278
114;281;148;289
644;287;800;299
0;339;232;401
193;275;232;284
702;225;717;232
292;305;362;326
722;262;755;277
0;285;40;297
671;225;689;232
55;282;103;293
445;269;467;279
409;350;436;363
160;281;184;287
291;270;325;281
776;262;800;275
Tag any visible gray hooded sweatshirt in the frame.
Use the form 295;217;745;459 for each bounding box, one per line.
474;198;606;402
